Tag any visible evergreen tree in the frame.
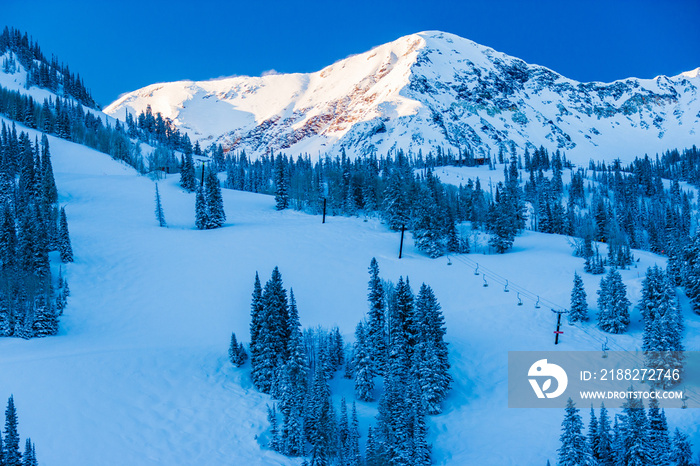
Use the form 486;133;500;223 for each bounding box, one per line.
557;398;594;466
647;397;670;466
31;301;58;337
4;396;21;466
179;153;196;192
347;402;361;466
228;332;247;367
58;206;73;263
670;428;693;466
640;266;684;385
597;269;630;334
620;390;649;466
352;322;374;402
194;187;207;230
279;323;307;457
595;404;613;466
487;183;517;253
267;404;281;453
366;258;387;374
154;183;166;227
274;154;289;211
204;169;225;228
249;273;264;387
413;283;451;414
569;272;589;323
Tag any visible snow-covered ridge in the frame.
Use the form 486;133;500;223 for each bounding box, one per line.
105;31;700;164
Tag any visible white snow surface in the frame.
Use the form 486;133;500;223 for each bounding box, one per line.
0;117;698;465
104;31;700;165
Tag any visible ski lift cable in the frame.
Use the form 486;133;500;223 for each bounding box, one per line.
448;255;698;401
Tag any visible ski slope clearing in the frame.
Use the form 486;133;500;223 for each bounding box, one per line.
0;126;698;465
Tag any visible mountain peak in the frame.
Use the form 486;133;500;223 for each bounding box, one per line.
104;32;700;163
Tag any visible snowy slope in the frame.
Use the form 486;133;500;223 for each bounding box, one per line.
104;31;700;164
0;116;698;465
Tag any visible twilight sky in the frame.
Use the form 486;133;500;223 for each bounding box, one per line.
4;0;699;107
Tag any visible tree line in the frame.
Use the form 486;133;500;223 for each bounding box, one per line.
1;26;96;108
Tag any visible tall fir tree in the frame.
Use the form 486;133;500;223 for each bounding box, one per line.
597;269;630;334
274;154;289;211
4;396;21;466
366;258;387;374
352;321;374;402
557;398;594;466
204;169;225;229
154;183;166;227
194;187;207;230
670;428;694;466
569;272;589;323
58;206;73;263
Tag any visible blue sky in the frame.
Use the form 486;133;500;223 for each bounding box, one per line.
4;0;699;107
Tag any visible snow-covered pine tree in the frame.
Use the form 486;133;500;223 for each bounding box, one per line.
336;398;349;464
670;428;694;466
58;206;73;263
274;153;289;211
204;169;225;229
228;332;247;367
22;438;36;466
487;183;517;254
352;322;374;402
306;361;336;464
413;283;451;414
640;267;684;386
366;258;387;374
31;299;58;337
410;384;432;466
412;186;443;258
390;276;414;359
569;272;589;323
647;397;670;466
154;183;166;227
682;231;700;313
347;402;361;466
594;403;613;466
0;205;17;272
249;272;265;389
195;187;207;230
620;390;649;466
179;153;196;192
267;404;281;453
597;269;630;334
587;407;598;462
4;395;21;466
279;323;307;457
251;267;290;394
382;172;409;231
557;398;594;466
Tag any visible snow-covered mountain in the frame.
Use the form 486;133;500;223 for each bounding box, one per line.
105;31;700;162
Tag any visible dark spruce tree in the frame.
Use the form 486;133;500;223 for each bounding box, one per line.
179;153;196;192
204;169;225;229
557;398;594;466
154;183;166;227
597;269;630;334
568;272;589;323
58;207;73;263
4;395;21;466
274;153;289;211
194;187;208;230
366;258;387;374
